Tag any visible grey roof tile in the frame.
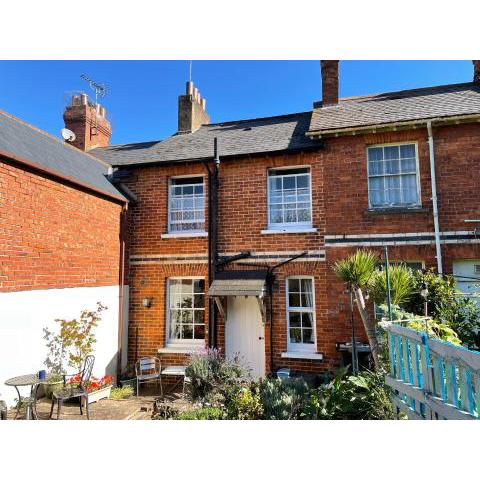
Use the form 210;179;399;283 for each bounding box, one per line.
309;82;480;133
0;110;125;200
91;111;322;166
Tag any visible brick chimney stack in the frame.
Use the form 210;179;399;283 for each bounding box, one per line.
473;61;480;83
63;94;112;151
178;81;210;133
321;60;339;107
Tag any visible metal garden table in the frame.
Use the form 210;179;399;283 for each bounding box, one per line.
5;373;56;420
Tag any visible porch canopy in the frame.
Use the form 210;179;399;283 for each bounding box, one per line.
208;270;268;319
208;270;267;298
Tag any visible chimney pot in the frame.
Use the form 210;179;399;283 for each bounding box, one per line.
320;60;339;107
178;83;210;133
473;61;480;83
63;94;111;151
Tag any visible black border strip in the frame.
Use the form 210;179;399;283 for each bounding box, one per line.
325;233;478;244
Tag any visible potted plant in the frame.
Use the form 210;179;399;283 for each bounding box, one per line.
118;363;137;392
67;374;114;404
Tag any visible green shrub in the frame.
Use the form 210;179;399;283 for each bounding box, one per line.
176;407;225;420
315;368;395;420
377;304;462;345
404;269;457;318
185;348;247;403
110;385;134;400
259;378;311;420
225;383;263;420
438;296;480;350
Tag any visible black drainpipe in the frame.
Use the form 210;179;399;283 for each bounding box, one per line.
204;138;220;349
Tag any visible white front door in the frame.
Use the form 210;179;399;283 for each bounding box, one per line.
225;296;265;379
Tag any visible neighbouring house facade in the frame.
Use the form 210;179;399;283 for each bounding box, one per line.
0;106;128;406
1;61;480;394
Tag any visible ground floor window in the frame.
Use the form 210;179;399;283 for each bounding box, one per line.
286;277;316;351
167;278;205;344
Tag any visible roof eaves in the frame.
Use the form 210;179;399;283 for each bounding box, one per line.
306;113;480;138
110;143;324;169
0;149;127;204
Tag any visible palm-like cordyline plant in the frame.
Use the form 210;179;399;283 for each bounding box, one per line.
333;250;381;370
369;265;415;307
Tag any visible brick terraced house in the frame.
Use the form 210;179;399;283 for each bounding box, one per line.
89;60;480;379
2;61;480;390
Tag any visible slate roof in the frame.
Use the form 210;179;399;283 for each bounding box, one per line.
92;111;322;167
308;82;480;133
0;110;125;200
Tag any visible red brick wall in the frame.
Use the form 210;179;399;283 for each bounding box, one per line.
0;158;123;292
122;121;480;375
322;123;480;235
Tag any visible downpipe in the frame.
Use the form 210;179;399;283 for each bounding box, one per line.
427;121;443;275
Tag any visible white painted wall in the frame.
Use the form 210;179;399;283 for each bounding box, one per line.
0;285;129;407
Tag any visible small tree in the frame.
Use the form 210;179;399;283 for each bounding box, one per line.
333;250;381;370
43;302;107;372
333;252;417;371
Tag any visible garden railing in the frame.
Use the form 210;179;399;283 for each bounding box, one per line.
383;322;480;420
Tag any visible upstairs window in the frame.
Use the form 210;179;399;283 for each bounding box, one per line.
268;168;312;229
168;177;205;233
367;144;420;208
286;277;316;352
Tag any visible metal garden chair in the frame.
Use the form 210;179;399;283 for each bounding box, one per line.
135;357;162;396
49;355;95;420
0;396;7;420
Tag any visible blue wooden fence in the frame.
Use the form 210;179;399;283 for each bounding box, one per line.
383;323;480;420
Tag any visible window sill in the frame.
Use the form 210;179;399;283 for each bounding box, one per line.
365;207;426;216
261;227;317;235
161;232;208;239
158;345;204;354
281;352;323;360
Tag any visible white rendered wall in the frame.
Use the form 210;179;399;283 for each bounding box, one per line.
0;285;128;407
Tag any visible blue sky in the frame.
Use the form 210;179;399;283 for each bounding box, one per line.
0;60;474;145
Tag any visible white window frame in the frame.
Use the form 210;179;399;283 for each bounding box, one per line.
267;166;313;230
168;175;206;234
165;276;206;347
366;142;421;209
285;276;317;353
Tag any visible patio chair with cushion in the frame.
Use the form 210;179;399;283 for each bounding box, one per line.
135;357;162;396
49;355;95;420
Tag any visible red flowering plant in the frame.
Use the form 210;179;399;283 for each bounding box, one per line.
67;374;113;392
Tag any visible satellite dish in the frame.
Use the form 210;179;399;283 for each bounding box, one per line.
61;128;76;142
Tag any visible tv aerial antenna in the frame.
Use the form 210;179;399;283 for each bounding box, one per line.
80;74;108;106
